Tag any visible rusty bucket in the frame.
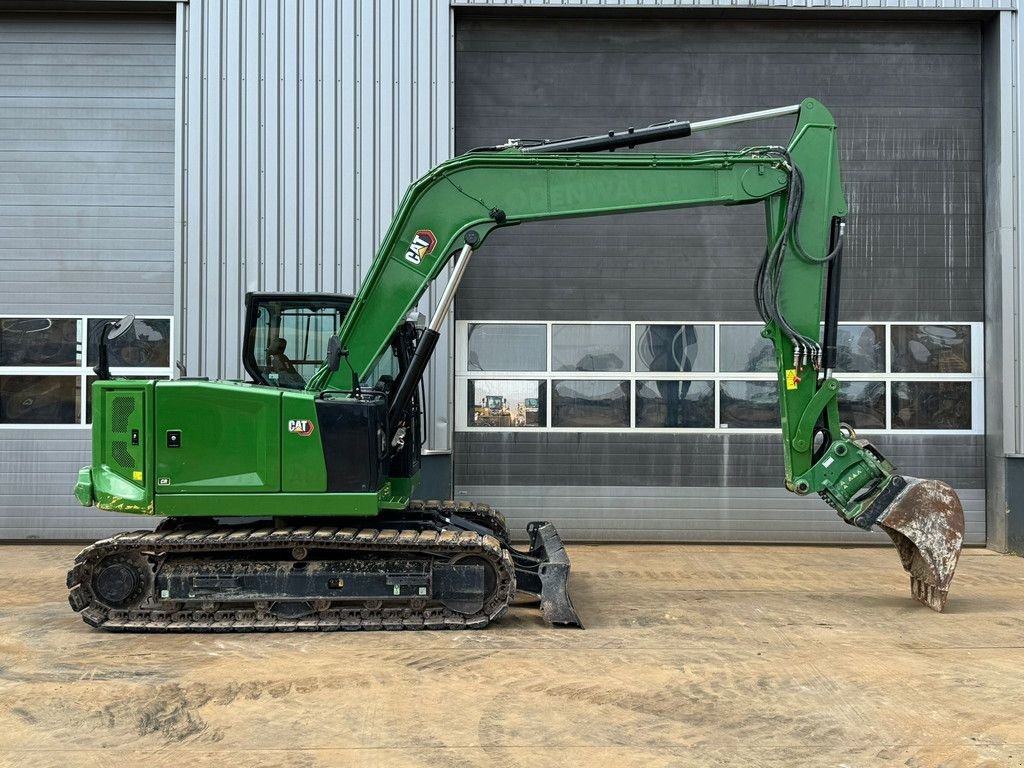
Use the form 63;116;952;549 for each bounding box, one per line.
876;478;965;612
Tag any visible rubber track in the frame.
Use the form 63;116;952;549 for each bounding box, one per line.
67;509;515;633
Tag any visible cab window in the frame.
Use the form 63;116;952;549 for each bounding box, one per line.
252;303;343;389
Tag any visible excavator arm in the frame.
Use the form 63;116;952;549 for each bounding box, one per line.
309;98;964;611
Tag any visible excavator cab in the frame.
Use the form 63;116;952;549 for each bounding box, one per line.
243;293;353;389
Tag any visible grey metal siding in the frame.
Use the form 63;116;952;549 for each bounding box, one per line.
454;433;984;490
0;13;175;315
455;484;986;544
452;13;986;542
0;12;175;540
177;0;455;450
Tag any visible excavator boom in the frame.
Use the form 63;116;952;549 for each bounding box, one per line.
308;97;964;610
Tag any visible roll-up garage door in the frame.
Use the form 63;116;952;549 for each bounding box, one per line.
0;13;175;538
453;14;985;544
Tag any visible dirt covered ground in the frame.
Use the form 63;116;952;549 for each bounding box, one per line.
1;543;1023;767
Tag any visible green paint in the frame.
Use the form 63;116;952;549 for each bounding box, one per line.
281;391;327;491
154;381;282;494
155;492;383;517
81;380;154;513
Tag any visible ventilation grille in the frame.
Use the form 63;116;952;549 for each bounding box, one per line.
111;441;135;469
111;396;135;433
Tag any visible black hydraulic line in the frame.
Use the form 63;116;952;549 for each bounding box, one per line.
820;219;845;372
388;328;440;428
520;120;691;154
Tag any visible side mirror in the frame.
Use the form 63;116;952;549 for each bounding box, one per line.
326;335;343;373
94;314;135;381
325;336;363;399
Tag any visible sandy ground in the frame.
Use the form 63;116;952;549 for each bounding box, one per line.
1;542;1023;767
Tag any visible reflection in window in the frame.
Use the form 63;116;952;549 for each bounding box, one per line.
891;325;971;374
468;380;545;427
720;325;775;373
552;379;629;427
636;324;714;372
362;348;400;392
87;318;170;368
0;318;79;366
468;324;546;371
0;375;79;424
636;380;714;428
835;325;884;373
552;325;628;372
892;382;971;430
838;381;886;430
719;381;779;428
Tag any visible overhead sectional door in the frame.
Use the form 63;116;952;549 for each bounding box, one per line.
453;14;985;544
0;13;175;539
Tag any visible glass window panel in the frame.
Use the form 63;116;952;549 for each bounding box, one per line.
87;318;171;368
719;381;779;428
467;324;546;372
720;325;774;373
0;375;80;424
635;324;714;373
892;382;971;430
468;380;545;428
891;325;971;374
835;324;885;373
838;381;886;430
552;324;629;372
552;379;629;427
0;317;79;366
361;348;400;392
636;380;714;428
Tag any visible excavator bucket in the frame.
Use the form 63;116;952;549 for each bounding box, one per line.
876;478;965;612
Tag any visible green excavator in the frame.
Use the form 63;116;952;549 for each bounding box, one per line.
68;98;964;632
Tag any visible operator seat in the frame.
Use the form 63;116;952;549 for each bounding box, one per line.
266;337;305;388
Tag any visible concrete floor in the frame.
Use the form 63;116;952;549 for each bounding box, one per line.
1;544;1023;768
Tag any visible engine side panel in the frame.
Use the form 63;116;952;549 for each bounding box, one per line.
154;381;282;494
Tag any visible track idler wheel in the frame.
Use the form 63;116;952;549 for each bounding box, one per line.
876;478;965;612
90;554;151;610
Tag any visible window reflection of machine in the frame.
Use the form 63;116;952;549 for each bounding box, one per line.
523;396;540;426
636;324;702;427
897;325;970;373
475;394;514;427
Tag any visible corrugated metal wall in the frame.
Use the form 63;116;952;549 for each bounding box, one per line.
177;0;454;450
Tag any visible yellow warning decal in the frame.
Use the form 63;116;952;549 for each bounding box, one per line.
132;471;143;482
785;369;799;390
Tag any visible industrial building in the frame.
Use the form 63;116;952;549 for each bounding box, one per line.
0;0;1019;554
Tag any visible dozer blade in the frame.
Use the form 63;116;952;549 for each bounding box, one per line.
509;521;584;628
876;478;965;612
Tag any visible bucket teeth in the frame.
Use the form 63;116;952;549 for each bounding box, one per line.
910;576;948;613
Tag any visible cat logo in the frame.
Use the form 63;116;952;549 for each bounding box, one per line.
288;419;315;437
404;229;437;265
